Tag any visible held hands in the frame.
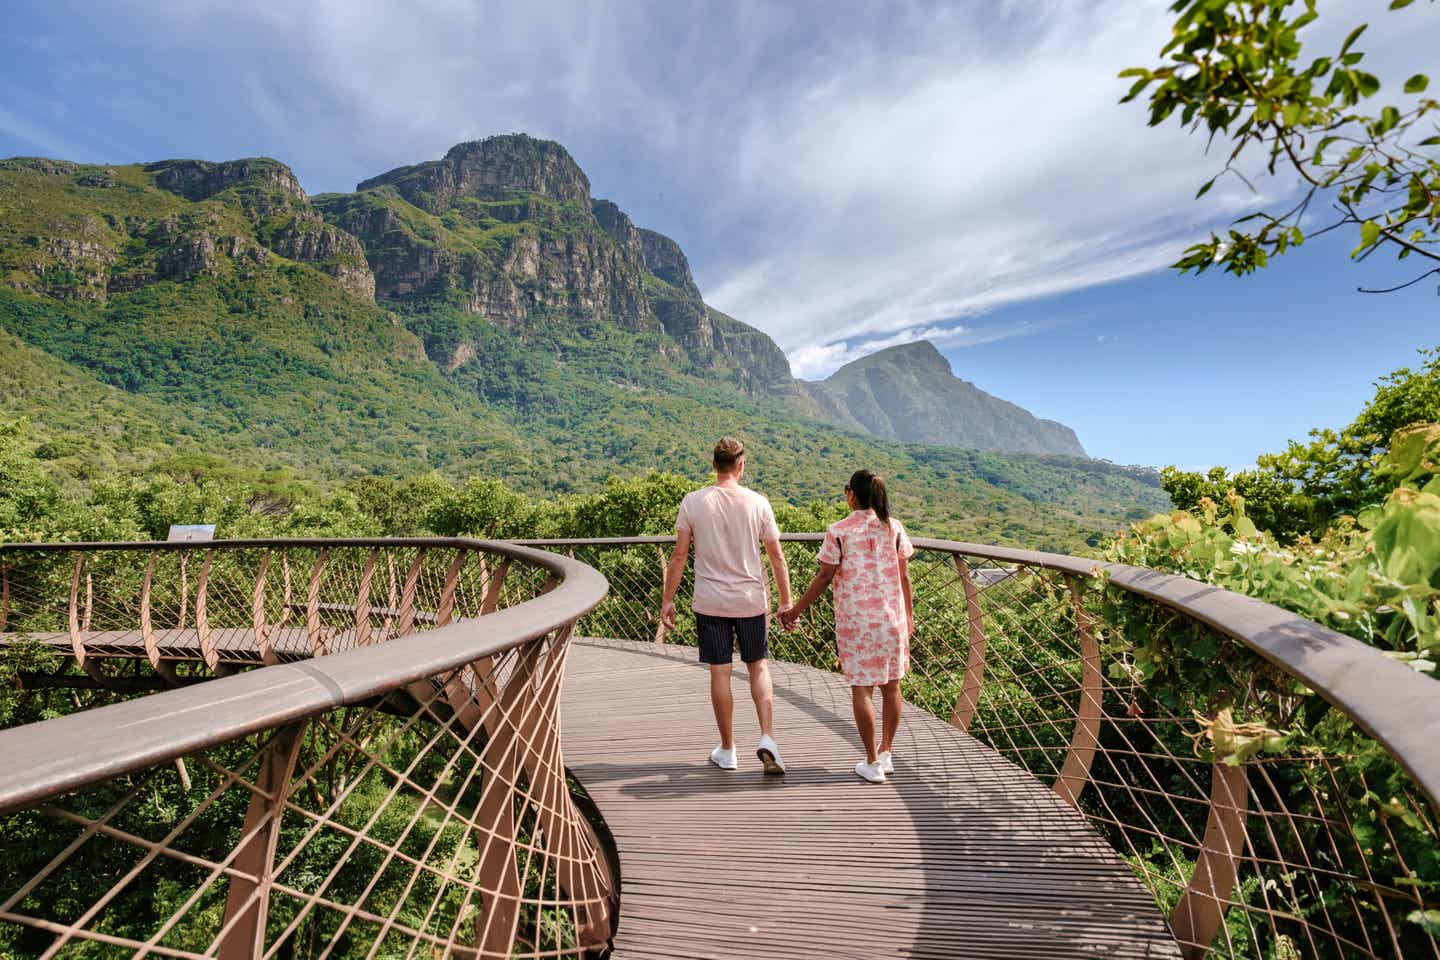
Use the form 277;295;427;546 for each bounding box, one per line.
778;603;800;632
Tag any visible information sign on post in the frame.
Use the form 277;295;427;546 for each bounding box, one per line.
166;524;216;543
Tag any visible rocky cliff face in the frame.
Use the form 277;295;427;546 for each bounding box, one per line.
321;138;659;334
357;135;592;212
0;156;375;302
1;135;1090;458
806;341;1086;457
148;159;376;300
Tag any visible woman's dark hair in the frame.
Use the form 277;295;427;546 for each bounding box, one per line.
848;469;890;524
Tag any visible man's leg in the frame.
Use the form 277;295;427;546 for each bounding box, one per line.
851;685;879;763
879;679;903;755
746;658;775;738
709;663;735;750
697;613;736;752
737;613;774;736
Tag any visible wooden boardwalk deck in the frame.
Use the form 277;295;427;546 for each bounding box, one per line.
563;638;1181;960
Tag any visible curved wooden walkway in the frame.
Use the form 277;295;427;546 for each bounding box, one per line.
563;638;1181;959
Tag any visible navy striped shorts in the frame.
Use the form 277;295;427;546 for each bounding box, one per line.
696;612;769;664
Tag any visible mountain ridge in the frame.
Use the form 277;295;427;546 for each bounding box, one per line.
805;341;1085;457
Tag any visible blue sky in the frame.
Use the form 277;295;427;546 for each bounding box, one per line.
3;0;1438;468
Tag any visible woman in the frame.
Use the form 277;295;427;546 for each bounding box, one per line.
781;469;915;783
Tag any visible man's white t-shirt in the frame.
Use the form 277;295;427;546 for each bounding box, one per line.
675;484;780;618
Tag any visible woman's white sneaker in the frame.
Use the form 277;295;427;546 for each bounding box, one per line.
710;746;738;770
756;734;786;775
877;751;894;774
854;759;886;783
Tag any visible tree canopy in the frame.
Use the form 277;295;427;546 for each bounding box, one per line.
1123;0;1439;291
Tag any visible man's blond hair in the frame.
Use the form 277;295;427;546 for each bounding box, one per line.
713;436;745;473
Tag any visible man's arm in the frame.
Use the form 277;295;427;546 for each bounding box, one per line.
762;536;792;614
660;527;692;631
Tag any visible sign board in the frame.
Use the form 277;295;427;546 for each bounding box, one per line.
166;524;216;543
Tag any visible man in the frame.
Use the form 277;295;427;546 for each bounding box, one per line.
661;437;793;774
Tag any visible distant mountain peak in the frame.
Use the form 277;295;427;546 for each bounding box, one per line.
357;133;590;210
839;340;950;374
807;338;1086;457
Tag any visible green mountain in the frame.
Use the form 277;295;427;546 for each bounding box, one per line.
0;137;1167;548
806;341;1086;456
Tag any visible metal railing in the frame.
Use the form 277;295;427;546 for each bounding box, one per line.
2;533;1438;958
0;539;614;959
518;534;1440;960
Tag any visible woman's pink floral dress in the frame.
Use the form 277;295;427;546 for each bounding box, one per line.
817;509;915;686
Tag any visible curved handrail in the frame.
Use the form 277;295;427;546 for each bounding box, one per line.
0;538;608;814
0;537;618;958
0;538;608;809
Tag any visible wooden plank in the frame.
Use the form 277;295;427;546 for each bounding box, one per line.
562;638;1181;960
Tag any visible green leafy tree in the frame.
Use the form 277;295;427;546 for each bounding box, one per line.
1164;348;1440;540
1123;0;1440;292
426;476;536;539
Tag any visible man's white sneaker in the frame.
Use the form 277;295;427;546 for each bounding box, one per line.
877;751;894;775
854;759;886;783
709;746;738;770
756;734;786;775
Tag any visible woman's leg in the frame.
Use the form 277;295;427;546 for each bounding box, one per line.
879;679;903;755
850;685;878;763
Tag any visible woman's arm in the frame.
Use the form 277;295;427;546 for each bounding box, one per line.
898;553;914;636
780;563;838;627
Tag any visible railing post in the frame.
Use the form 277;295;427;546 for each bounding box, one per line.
470;643;543;956
397;549;425;637
949;557;987;731
252;550;277;666
354;547;378;647
0;562;9;633
480;559;511;616
436;549;467;627
218;721;308;959
1053;575;1103;808
1171;760;1249;958
141;552;180;685
654;544;667;644
306;548;328;656
68;553;87;668
197;549;217;671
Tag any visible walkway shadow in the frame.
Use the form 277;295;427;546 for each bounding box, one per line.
568;639;1180;958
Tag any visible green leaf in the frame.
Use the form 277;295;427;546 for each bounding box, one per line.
1195;177;1217;199
1420;135;1440;147
1404;73;1429;94
1362;220;1381;247
1121;76;1152;104
1390;0;1417;8
1409;910;1440;937
1338;23;1368;57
